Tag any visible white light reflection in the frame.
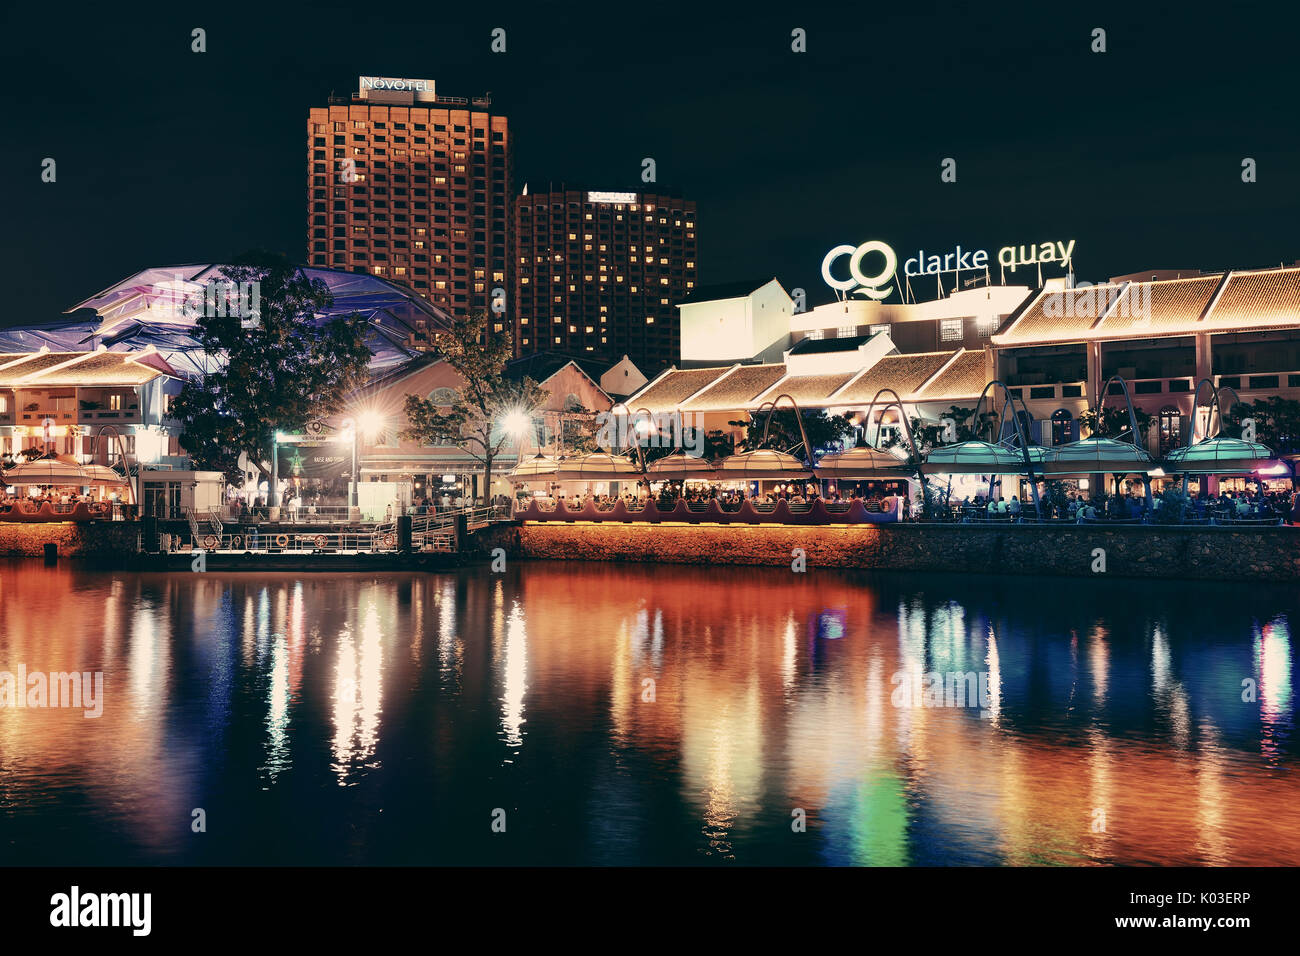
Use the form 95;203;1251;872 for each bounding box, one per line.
329;600;385;783
499;599;528;751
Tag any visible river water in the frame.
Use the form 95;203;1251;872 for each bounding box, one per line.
0;559;1296;865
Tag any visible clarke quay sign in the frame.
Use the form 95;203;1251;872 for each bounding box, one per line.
821;238;1077;299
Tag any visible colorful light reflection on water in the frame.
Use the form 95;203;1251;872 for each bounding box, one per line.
0;560;1297;865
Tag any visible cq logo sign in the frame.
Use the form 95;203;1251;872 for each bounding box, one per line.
821;241;898;300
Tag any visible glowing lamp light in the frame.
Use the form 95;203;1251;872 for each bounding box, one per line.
502;409;533;438
356;410;386;440
1257;462;1290;476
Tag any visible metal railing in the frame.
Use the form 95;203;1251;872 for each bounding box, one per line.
175;530;401;553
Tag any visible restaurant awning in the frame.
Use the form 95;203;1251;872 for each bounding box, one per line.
1041;437;1155;476
1163;437;1280;474
814;446;913;479
79;464;131;485
509;455;561;483
715;449;814;481
923;441;1048;475
553;452;644;482
2;459;92;484
645;452;717;482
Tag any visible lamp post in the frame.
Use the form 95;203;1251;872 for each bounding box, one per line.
270;431;280;509
340;418;359;512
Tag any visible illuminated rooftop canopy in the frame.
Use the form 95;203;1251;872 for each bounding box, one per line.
0;264;449;379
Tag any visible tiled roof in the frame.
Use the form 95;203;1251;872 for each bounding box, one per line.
629;366;732;411
1204;268;1300;330
912;351;988;401
994;266;1300;345
0;353;74;379
1094;275;1221;337
681;364;787;412
752;372;855;408
0;351;178;387
832;352;955;405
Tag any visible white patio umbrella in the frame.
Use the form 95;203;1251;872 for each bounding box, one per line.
645;452;717;482
553;452;644;483
715;449;814;482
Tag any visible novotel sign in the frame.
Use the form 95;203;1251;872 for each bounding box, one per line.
358;76;436;98
822;238;1076;298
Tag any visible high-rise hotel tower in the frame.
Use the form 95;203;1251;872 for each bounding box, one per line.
513;186;698;373
308;76;512;345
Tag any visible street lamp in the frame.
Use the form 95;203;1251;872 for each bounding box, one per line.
343;410;387;515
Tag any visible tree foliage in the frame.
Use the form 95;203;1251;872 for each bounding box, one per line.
727;408;854;458
1078;403;1152;440
399;310;547;498
169;251;371;485
1222;396;1300;452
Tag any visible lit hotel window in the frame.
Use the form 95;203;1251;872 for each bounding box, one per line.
838;325;856;337
807;330;824;340
646;316;655;324
940;319;963;342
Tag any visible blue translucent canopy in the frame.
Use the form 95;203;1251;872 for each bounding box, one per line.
0;264;449;379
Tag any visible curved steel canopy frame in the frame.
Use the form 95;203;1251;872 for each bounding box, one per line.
1189;377;1242;444
88;424;136;505
861;387;927;486
754;394;815;466
1095;375;1144;445
969;380;1043;516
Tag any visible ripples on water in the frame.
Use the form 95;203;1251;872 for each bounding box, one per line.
0;559;1295;865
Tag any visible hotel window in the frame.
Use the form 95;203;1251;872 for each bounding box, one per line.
940;319;963;342
109;395;122;411
806;329;824;341
837;325;856;338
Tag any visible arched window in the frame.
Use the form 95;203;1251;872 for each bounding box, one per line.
563;393;584;412
1051;408;1073;446
1158;406;1182;455
428;387;459;406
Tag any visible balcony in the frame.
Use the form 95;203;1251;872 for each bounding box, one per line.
78;407;143;425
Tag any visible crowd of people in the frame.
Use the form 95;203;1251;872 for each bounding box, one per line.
519;481;1300;526
1;489;112;513
526;483;906;515
947;488;1297;524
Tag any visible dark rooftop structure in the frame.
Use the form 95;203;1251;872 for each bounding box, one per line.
677;278;780;306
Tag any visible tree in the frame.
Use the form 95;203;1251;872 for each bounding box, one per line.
169;251;371;486
399;310;547;500
1078;404;1151;440
727;408;854;457
559;399;600;454
1222;396;1300;453
881;405;980;460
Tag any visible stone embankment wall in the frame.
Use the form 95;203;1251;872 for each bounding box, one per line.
0;522;140;557
472;522;1300;582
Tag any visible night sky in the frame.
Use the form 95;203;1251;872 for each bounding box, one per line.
3;1;1297;326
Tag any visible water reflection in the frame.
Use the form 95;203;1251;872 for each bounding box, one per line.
1;559;1298;865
